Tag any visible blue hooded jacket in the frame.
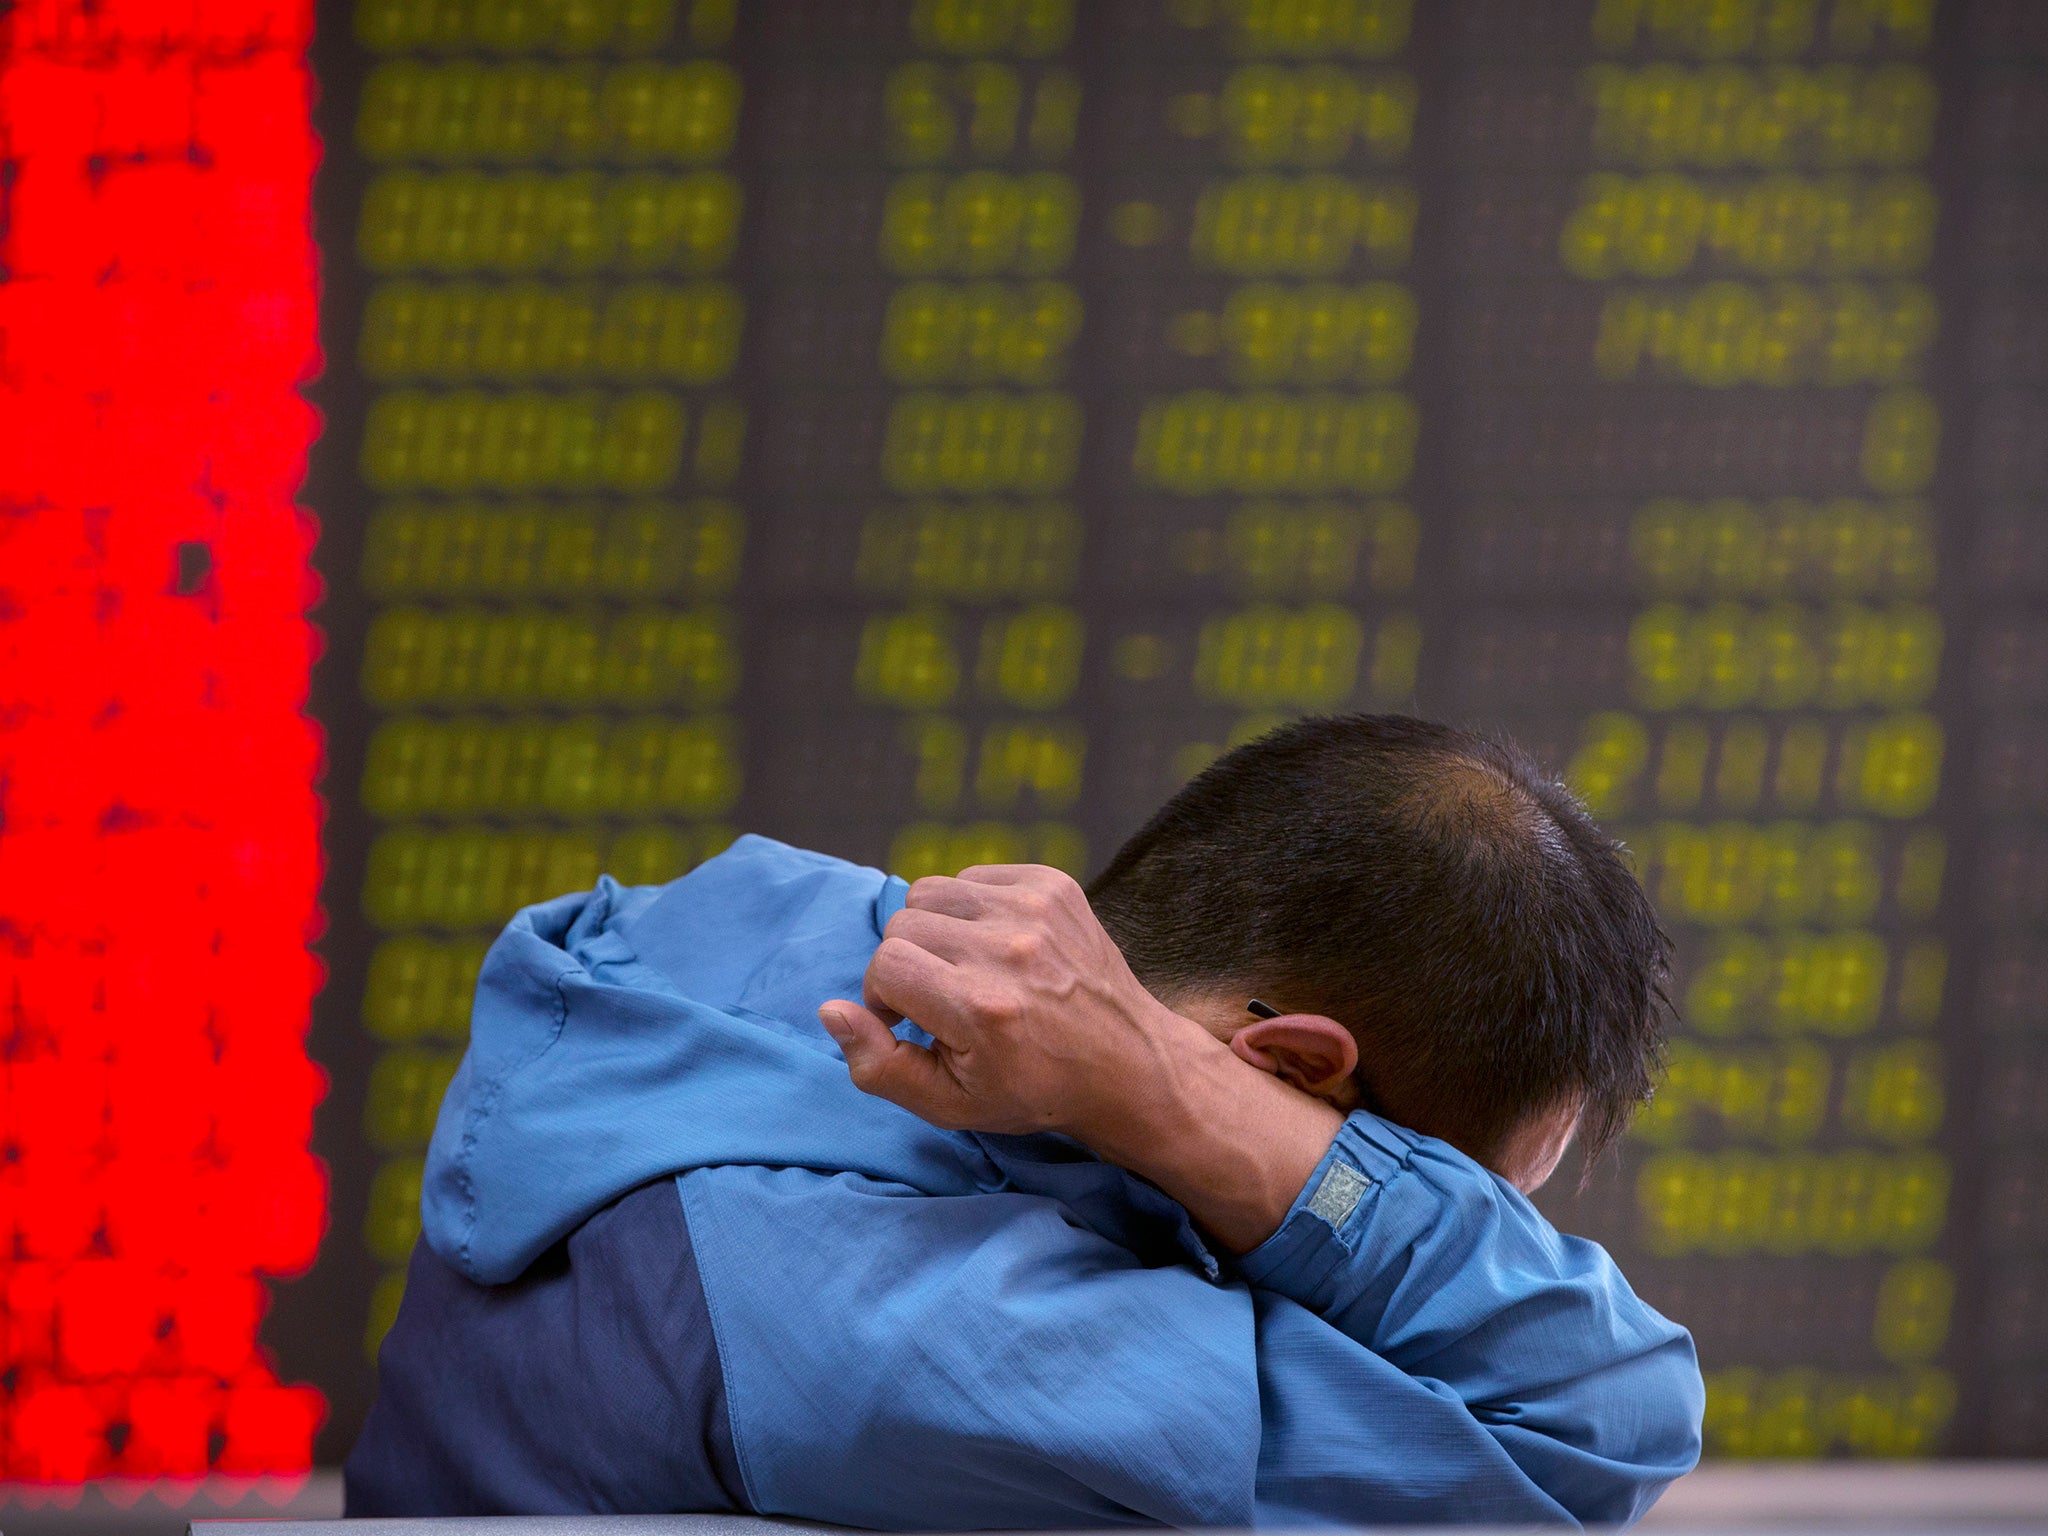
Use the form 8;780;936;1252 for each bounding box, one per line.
349;835;1703;1528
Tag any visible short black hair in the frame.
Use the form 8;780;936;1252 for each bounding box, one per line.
1087;714;1670;1171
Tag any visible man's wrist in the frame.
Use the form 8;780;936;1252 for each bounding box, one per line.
1085;1004;1345;1255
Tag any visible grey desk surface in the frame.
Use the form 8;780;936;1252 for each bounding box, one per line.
188;1522;845;1536
176;1467;2048;1536
1;1464;2035;1536
179;1523;2048;1536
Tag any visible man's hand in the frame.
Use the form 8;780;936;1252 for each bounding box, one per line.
819;865;1346;1253
818;865;1212;1148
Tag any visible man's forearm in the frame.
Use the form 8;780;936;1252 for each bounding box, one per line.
1084;1014;1344;1255
829;863;1345;1252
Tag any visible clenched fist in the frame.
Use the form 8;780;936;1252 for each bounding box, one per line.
818;865;1212;1150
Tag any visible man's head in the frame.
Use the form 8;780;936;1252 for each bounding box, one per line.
1086;714;1671;1192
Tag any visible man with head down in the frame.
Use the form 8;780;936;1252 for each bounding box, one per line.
347;714;1704;1527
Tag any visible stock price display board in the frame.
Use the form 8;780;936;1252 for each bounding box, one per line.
296;0;2048;1464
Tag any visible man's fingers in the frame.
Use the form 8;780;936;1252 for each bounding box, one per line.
863;933;967;1039
951;864;1045;886
902;874;1000;917
818;1001;974;1129
881;905;982;962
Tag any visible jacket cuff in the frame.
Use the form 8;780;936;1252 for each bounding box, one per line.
1233;1111;1423;1307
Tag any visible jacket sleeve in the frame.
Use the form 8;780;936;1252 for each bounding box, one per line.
1236;1111;1705;1528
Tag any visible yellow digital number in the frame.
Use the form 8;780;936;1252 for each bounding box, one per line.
857;609;962;708
1217;65;1417;166
1861;387;1939;492
363;498;740;598
358;60;737;164
1211;0;1412;58
1224;499;1417;597
882;281;1082;385
882;390;1082;493
1630;496;1935;596
1566;711;1653;817
1835;711;1942;818
364;1157;425;1263
604;61;741;162
1842;1041;1945;1145
1873;1260;1953;1365
1594;280;1936;386
597;282;745;382
1220;280;1416;385
618;718;742;816
1134;391;1417;495
972;721;1086;811
885;62;1078;163
605;823;738;886
909;0;1073;56
364;1047;463;1151
359;171;739;275
362;280;742;385
882;172;1080;276
1682;928;1888;1036
1194;603;1366;708
1702;1367;1954;1458
855;500;1082;600
906;717;970;813
357;0;676;53
1592;0;1933;58
1191;174;1416;275
1636;1148;1950;1256
1632;1040;1831;1147
362;390;687;493
363;936;491;1042
977;604;1084;708
361;606;735;708
1584;64;1937;169
1627;600;1941;711
1635;817;1882;927
364;827;608;930
361;714;740;818
1561;173;1936;280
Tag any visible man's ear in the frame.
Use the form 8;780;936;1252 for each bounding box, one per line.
1231;1014;1360;1107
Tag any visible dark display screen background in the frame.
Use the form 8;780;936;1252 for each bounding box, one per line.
284;0;2048;1464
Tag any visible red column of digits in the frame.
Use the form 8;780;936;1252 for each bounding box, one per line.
0;0;327;1487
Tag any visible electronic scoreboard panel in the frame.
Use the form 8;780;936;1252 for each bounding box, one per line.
291;0;2048;1463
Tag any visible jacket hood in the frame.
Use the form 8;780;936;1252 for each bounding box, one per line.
422;835;1214;1285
